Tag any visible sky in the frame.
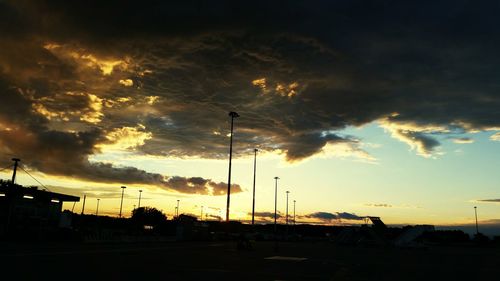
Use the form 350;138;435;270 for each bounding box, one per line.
1;0;500;232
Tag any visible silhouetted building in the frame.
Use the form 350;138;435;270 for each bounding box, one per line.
0;180;79;238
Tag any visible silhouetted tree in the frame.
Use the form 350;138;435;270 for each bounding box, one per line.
131;207;167;227
417;230;470;244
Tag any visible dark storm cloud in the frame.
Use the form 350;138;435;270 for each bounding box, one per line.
477;199;500;203
165;176;241;195
252;211;283;220
0;79;237;195
305;212;338;221
2;1;500;186
305;212;363;221
337;212;364;221
452;137;474;144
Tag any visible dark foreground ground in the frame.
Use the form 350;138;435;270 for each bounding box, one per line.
1;240;499;280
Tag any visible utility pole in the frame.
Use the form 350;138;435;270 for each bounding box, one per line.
11;158;20;184
252;148;258;225
226;111;239;222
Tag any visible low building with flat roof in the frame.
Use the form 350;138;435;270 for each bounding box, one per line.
0;180;79;239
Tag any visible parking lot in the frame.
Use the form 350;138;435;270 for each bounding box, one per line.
2;240;499;280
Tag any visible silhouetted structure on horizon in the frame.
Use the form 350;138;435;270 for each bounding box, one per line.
0;180;80;239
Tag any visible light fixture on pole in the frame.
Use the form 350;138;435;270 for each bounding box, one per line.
119;186;126;217
96;198;100;216
274;176;279;234
252;148;258;225
138;190;143;208
176;199;180;217
226;111;239;222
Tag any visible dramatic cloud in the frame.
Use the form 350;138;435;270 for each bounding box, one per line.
379;119;446;158
490;133;500;141
0;82;238;195
2;1;500;189
477;199;500;203
252;211;283;220
452;137;474;144
165;176;241;195
305;212;363;221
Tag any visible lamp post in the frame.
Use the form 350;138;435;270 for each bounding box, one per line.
274;176;279;233
286;191;290;226
252;148;258;225
81;194;86;215
226;111;239;222
286;191;290;238
11;158;20;184
119;186;126;218
293;200;296;226
138;190;142;208
96;198;100;216
176;199;180;217
474;206;479;235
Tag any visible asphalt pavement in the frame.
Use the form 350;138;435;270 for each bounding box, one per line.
1;240;499;280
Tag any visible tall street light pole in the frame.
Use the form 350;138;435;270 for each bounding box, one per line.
252;148;258;225
286;191;290;225
176;199;180;217
11;158;20;184
274;176;279;233
474;206;479;235
119;186;126;217
226;111;239;222
138;190;142;208
293;200;296;226
286;190;290;238
81;194;86;215
96;198;100;216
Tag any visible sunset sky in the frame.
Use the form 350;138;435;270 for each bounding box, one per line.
1;1;500;231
